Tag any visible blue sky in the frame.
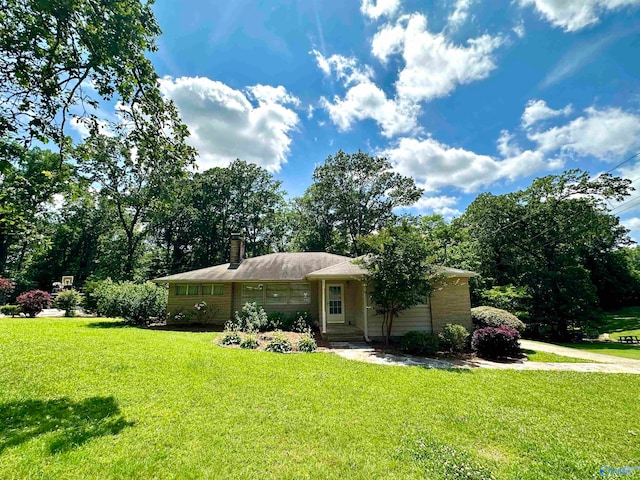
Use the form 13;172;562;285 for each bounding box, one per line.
126;1;640;236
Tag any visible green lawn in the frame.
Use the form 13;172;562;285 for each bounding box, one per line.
1;318;640;479
551;307;640;361
556;342;640;361
523;350;590;363
600;306;640;334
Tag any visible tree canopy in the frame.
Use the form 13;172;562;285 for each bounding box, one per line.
0;0;163;152
291;150;422;256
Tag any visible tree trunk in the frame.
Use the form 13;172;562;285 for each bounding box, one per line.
385;312;394;344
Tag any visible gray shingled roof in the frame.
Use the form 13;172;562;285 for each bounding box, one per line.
306;256;476;278
153;252;352;282
154;252;476;282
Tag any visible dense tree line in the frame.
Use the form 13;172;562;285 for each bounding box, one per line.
4;143;640;339
2;0;639;340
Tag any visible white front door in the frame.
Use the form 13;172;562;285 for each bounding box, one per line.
326;284;345;324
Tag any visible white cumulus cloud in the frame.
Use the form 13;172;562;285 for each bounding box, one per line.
312;50;421;137
413;195;462;217
159;76;300;172
360;0;401;20
521;99;573;127
373;14;503;103
448;0;477;30
519;0;640;32
382;102;640;194
527;106;640;160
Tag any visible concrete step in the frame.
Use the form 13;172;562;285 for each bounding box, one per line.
324;326;364;342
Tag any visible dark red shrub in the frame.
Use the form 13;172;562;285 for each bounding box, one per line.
0;277;14;304
471;326;521;359
16;290;52;317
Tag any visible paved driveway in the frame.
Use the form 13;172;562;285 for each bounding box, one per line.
326;341;640;374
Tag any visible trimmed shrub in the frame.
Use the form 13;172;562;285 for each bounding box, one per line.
220;330;242;346
54;289;82;317
266;311;286;331
0;277;14;304
471;326;521;359
16;290;52;317
297;332;317;352
265;331;292;353
240;333;259;350
438;324;470;353
400;331;440;356
232;302;269;332
471;306;525;332
291;311;313;333
0;305;21;317
92;280;167;326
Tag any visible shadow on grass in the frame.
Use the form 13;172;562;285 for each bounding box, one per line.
149;324;225;333
86;321;131;329
600;307;640;332
0;396;134;454
85;320;224;333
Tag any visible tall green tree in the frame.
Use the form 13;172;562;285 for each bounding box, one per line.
293;150;422;256
76;100;195;279
0;142;73;275
149;159;287;274
460;170;633;339
359;222;439;343
0;0;163;151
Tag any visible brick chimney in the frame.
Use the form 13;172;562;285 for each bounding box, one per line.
229;233;245;269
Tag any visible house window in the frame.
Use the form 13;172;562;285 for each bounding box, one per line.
241;284;264;304
240;283;311;305
201;284;224;296
175;285;199;296
289;283;311;304
265;284;288;304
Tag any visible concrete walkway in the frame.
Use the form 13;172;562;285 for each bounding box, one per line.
326;341;640;374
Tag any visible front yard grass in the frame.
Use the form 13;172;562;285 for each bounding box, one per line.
1;318;639;479
523;350;591;363
556;342;640;361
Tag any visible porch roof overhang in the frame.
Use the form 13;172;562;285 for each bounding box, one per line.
305;256;477;280
305;258;367;280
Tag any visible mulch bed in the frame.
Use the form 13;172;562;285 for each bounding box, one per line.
216;330;317;352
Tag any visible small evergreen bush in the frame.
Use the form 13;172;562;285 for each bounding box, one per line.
297;331;317;352
266;311;286;331
438;324;470;353
16;290;52;317
233;302;269;332
54;289;82;317
0;305;21;317
265;331;292;353
91;280;167;325
291;311;313;333
471;326;521;359
220;330;242;346
471;306;525;332
240;333;259;349
400;331;440;356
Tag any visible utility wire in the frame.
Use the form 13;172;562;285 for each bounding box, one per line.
487;151;640;236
